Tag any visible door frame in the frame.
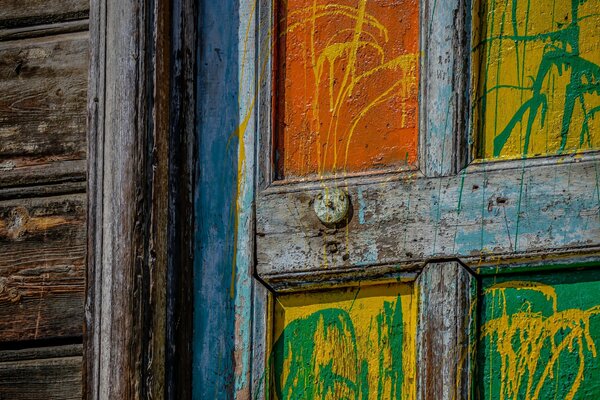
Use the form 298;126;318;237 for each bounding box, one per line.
85;0;195;398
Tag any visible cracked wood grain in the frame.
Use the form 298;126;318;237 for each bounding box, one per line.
0;194;85;342
256;159;600;286
0;32;88;189
416;261;476;400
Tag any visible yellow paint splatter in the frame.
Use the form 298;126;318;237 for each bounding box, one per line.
482;281;600;400
273;283;417;399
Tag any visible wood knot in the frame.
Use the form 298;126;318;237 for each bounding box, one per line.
0;278;21;303
7;287;21;303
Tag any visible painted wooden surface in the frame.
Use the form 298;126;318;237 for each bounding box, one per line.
256;158;600;283
194;0;241;397
270;282;416;399
0;194;85;342
0;32;88;188
420;0;469;176
0;345;82;400
0;0;88;28
478;268;600;399
194;0;259;398
472;0;600;160
275;0;419;179
416;262;476;400
192;0;600;399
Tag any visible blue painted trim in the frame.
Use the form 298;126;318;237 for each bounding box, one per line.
193;0;241;397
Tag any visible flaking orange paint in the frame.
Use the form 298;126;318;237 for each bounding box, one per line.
275;0;420;179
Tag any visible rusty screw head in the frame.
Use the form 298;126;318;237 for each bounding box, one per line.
313;188;349;225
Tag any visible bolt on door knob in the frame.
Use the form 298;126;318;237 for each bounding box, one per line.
313;188;349;225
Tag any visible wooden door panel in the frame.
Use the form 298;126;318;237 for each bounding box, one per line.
269;282;417;399
478;268;600;399
256;0;474;288
471;0;600;161
274;0;420;179
192;0;600;398
257;159;600;286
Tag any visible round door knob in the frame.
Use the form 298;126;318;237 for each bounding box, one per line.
313;188;349;225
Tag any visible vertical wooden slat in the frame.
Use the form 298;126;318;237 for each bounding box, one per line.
165;0;196;398
420;0;470;176
251;282;272;399
85;0;177;397
416;261;477;400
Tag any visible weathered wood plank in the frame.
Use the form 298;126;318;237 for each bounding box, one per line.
165;0;196;398
85;0;176;397
0;1;89;29
194;0;245;398
419;0;469;176
0;20;89;42
0;194;85;342
256;158;600;284
0;32;88;188
0;181;86;201
0;344;81;362
251;282;271;400
0;345;82;400
416;261;476;400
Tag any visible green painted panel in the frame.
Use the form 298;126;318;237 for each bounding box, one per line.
478;268;600;399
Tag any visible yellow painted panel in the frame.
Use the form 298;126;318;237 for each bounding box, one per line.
472;0;600;160
271;282;416;399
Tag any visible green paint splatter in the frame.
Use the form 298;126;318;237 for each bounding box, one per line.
268;296;406;399
475;0;600;159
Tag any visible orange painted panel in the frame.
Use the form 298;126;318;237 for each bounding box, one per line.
275;0;420;179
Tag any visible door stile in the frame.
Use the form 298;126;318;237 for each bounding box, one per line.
419;0;471;177
416;261;478;400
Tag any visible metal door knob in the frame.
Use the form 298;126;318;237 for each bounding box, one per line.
313;188;349;225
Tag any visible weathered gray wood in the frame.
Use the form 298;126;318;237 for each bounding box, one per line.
256;158;600;285
0;345;82;400
416;261;476;400
257;0;274;190
0;194;85;342
0;160;86;189
0;20;89;41
0;181;86;201
0;0;88;29
0;344;81;362
85;0;174;398
0;32;88;188
419;0;469;176
251;282;272;399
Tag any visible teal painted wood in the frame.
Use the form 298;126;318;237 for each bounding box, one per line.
420;0;470;176
194;0;258;398
256;158;600;286
194;0;240;397
232;0;258;397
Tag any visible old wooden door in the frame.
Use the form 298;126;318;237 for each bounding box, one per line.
194;0;600;398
